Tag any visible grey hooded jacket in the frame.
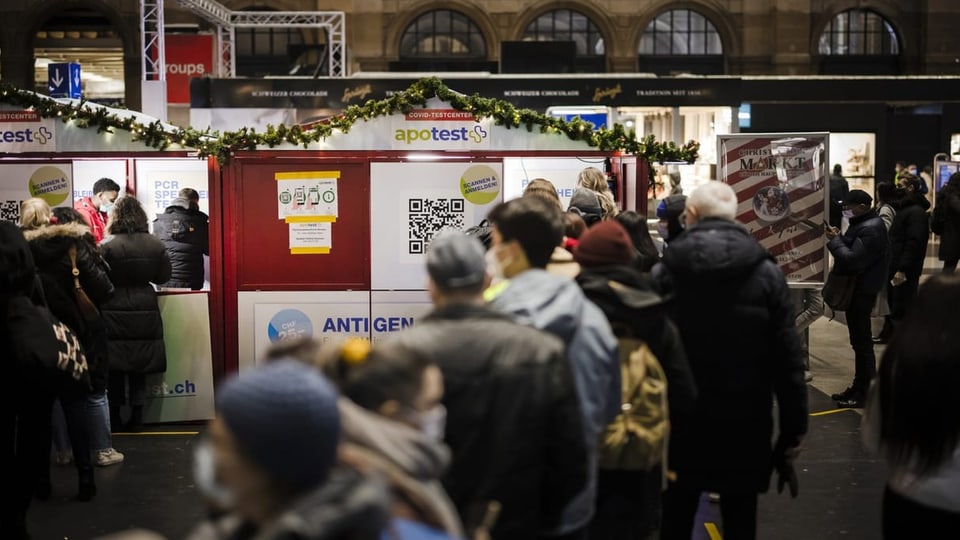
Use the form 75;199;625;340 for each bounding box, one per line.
487;268;619;534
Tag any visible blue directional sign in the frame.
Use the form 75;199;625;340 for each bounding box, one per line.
48;62;82;99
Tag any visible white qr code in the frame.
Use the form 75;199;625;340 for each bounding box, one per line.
0;200;20;222
408;198;465;254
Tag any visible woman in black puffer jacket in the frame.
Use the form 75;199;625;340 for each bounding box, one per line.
21;198;114;502
100;197;171;432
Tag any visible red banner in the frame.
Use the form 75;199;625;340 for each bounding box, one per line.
165;34;214;104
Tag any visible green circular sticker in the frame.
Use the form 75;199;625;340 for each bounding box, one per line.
460;165;501;205
28;166;70;206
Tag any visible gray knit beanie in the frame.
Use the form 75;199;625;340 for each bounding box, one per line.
216;359;341;493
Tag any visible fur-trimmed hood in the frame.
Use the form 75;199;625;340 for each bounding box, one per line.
23;222;95;267
22;221;92;242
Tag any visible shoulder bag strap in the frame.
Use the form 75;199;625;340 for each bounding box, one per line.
68;243;83;291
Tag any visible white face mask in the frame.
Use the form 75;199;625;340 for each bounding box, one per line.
193;440;234;509
842;209;855;219
100;201;115;214
411;404;447;441
485;245;514;281
656;222;670;241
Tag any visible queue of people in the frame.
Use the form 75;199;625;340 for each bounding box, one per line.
6;167;959;540
2;182;174;539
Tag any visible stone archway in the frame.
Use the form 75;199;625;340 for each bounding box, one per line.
18;0;141;109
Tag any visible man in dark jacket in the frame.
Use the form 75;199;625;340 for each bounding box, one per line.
885;176;930;336
394;232;587;540
825;189;890;408
391;231;587;540
654;181;808;540
152;191;209;290
572;220;696;540
829;164;850;229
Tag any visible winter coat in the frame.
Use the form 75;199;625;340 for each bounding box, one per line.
74;197;108;244
575;265;697;434
829;174;850;229
487;269;619;534
653;218;808;493
390;303;587;539
23;223;114;394
546;245;581;280
337;399;463;539
152;198;209;290
889;193;930;279
936;185;960;261
184;466;389;540
827;209;890;296
100;232;172;374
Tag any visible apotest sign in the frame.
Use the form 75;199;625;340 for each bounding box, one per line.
392;109;491;150
0;110;56;152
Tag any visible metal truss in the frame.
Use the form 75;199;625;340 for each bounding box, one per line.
176;0;346;77
140;0;166;81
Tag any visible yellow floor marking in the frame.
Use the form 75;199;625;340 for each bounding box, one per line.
810;408;855;417
705;522;723;540
113;431;199;436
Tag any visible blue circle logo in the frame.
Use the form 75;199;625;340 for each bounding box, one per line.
267;309;313;343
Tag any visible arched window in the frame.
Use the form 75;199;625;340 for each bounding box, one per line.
522;9;605;57
638;9;724;75
639;9;722;56
818;9;899;56
817;9;900;74
398;10;486;58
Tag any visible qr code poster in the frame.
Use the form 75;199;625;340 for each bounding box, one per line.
370;161;503;290
0;162;73;222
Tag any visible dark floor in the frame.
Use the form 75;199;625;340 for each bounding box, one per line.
28;387;886;540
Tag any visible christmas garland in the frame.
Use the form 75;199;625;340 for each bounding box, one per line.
0;77;700;165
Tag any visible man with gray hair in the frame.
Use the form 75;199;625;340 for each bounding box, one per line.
655;181;808;540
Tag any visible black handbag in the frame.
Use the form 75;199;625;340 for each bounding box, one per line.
823;271;857;312
6;293;92;390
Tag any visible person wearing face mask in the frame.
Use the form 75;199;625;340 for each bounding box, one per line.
881;176;930;343
183;359;389;540
390;231;587;540
825;189;890;408
74;178;121;244
322;339;465;540
652;182;807;540
484;196;620;540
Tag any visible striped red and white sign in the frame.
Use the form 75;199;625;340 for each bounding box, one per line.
718;134;829;284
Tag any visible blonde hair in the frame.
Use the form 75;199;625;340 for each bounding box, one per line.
523;178;562;209
19;198;53;230
577;167;618;219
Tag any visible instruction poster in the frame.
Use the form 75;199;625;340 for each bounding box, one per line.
0;162;73;222
289;221;332;254
370;161;503;290
718;133;829;284
276;171;339;222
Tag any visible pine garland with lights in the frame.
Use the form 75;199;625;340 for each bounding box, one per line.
0;78;700;165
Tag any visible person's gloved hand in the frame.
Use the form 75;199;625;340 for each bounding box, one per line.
774;440;801;498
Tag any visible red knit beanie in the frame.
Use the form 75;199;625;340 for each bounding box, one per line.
573;220;635;267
